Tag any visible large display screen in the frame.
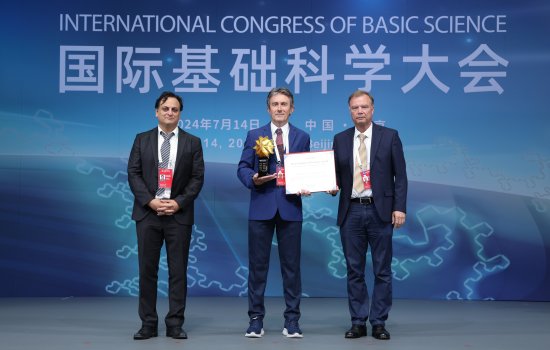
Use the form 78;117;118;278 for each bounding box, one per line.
1;0;549;300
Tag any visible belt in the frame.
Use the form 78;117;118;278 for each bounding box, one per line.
351;197;374;205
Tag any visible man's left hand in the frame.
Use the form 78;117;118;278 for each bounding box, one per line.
392;211;406;229
157;199;180;216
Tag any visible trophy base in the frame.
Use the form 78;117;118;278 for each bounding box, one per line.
258;158;269;177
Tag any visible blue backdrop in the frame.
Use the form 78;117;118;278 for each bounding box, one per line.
1;0;549;301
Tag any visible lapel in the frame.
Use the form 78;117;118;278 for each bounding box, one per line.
370;123;382;169
149;128;159;166
288;123;297;153
344;127;355;175
261;123;271;138
174;127;186;171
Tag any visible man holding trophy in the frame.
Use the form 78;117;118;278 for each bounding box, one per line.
237;87;310;338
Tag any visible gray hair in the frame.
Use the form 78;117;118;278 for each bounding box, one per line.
266;87;294;107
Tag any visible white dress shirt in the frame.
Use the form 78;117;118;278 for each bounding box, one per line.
351;125;373;198
271;122;290;163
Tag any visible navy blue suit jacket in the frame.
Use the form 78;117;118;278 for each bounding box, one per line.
127;127;204;225
237;123;310;221
333;124;407;226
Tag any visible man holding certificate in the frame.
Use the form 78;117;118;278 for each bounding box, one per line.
237;87;310;339
331;90;407;341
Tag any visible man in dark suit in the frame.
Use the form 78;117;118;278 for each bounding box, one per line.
237;87;310;339
127;91;204;340
331;90;407;340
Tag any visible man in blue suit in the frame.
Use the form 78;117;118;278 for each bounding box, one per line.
331;90;407;340
237;87;310;339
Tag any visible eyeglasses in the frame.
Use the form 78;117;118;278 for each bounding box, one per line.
160;106;180;113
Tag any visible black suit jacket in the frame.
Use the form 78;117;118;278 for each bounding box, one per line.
127;127;204;225
333;124;407;226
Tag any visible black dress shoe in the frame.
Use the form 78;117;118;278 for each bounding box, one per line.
372;325;390;340
344;324;367;338
166;327;188;339
133;326;158;340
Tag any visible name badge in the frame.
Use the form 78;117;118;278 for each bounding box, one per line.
361;169;371;190
158;168;173;188
276;164;286;186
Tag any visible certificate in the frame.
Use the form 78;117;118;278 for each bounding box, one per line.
283;150;337;194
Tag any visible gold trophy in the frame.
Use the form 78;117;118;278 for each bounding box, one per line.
253;136;274;177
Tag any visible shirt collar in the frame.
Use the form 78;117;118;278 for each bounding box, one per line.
271;122;290;135
158;126;178;140
354;124;372;140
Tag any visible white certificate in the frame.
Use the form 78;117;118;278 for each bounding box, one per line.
283;150;337;194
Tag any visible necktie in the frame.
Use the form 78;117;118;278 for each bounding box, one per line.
275;128;285;165
353;134;367;193
156;131;174;197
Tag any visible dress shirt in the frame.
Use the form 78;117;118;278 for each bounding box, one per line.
271;122;290;163
351;125;373;198
156;126;179;198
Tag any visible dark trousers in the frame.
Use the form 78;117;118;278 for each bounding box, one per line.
340;202;393;326
136;214;191;328
248;211;302;321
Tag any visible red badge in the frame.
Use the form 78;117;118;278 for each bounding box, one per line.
158;168;173;188
276;164;286;186
361;169;371;190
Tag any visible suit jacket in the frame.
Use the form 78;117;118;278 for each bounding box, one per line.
128;127;204;225
237;123;310;221
333;124;407;226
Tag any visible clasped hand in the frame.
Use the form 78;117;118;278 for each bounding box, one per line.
149;198;180;216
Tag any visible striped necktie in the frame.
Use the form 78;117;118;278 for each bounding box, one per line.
156;131;174;197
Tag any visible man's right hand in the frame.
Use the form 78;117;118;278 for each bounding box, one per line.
148;198;174;216
252;173;277;186
326;186;340;196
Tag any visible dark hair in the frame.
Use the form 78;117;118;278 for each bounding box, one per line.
348;90;374;106
155;91;183;111
266;87;294;107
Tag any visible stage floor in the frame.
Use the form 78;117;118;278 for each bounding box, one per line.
1;297;548;350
